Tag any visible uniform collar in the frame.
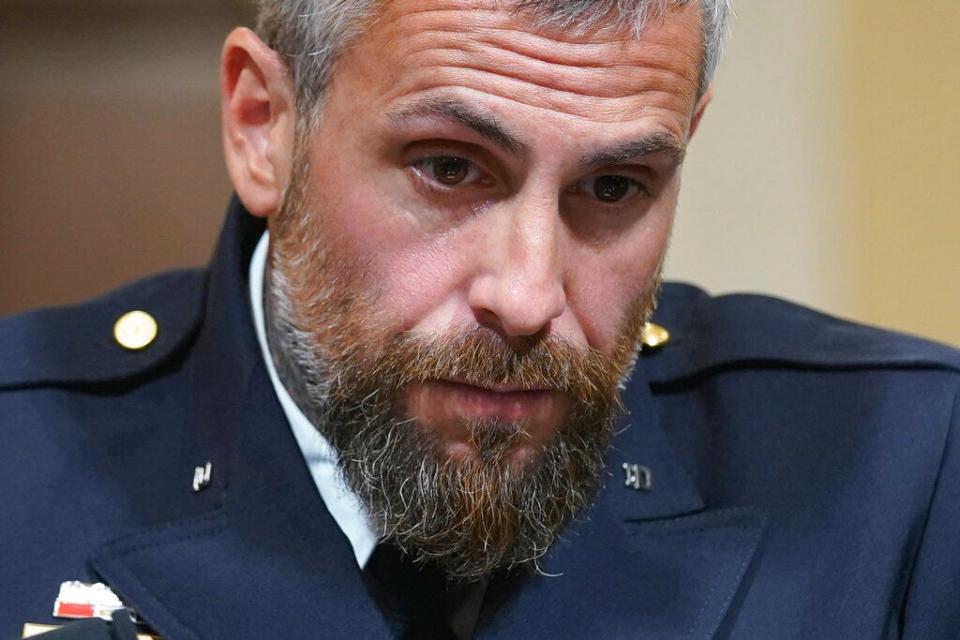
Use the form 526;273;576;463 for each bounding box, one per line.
248;230;378;568
91;197;392;638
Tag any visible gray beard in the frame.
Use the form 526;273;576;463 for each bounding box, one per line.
263;258;619;581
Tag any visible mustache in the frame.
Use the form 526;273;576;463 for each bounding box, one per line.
360;328;624;407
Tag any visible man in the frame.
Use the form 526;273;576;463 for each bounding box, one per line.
2;1;959;638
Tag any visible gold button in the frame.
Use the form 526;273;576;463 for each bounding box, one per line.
640;322;670;350
113;310;158;351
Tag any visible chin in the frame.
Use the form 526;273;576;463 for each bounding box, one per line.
442;437;542;468
406;407;552;470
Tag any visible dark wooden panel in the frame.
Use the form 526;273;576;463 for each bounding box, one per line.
0;2;255;315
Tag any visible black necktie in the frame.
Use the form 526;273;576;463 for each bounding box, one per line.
362;542;488;640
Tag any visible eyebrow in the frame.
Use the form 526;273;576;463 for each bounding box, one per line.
385;97;528;155
580;132;687;170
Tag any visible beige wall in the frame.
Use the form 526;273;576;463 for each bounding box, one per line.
668;0;960;346
3;2;958;347
668;0;850;313
840;0;960;346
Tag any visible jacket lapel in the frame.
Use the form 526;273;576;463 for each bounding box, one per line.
90;201;392;639
481;366;768;639
91;362;392;640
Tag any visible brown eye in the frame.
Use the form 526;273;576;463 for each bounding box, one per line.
592;175;634;202
411;155;487;194
432;156;470;185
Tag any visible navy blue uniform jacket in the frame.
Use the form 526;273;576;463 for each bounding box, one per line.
3;199;960;639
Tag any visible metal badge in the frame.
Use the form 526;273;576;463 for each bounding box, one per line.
113;310;159;351
622;463;653;491
639;322;670;351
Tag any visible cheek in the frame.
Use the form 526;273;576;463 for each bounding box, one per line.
315;186;468;331
306;144;478;337
567;201;673;354
380;239;469;332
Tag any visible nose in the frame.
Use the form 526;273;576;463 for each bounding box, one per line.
467;200;566;340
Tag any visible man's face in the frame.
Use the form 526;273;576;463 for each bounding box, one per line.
265;0;704;576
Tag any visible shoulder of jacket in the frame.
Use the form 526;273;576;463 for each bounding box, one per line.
645;282;960;384
0;268;207;389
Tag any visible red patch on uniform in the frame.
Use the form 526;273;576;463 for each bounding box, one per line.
53;602;96;619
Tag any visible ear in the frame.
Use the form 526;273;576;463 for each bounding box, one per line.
688;86;713;139
221;27;296;218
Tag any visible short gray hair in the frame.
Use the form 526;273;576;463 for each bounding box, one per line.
257;0;732;123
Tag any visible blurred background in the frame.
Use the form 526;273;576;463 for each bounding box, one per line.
2;1;958;345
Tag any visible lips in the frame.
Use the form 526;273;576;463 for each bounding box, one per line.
431;379;558;422
405;379;568;448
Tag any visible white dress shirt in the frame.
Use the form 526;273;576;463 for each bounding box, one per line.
248;231;378;568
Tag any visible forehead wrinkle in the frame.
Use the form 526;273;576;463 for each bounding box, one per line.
395;23;700;96
386;23;700;114
377;2;701;79
389;62;692;123
385;96;528;154
411;42;698;102
354;0;701;125
474;27;701;77
430;34;694;81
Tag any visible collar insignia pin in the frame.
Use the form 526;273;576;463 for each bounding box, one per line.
640;322;670;351
623;462;653;491
192;461;212;493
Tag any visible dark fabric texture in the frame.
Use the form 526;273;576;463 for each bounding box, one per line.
36;611;140;640
361;542;495;639
362;543;459;639
3;197;960;639
30;619;113;640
